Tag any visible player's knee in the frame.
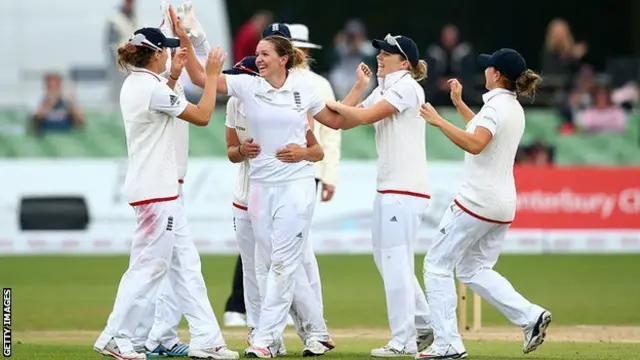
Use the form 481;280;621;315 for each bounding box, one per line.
424;251;457;277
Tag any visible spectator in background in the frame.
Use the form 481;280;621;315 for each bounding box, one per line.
515;140;555;166
424;24;474;105
328;19;377;100
32;73;84;135
232;10;273;63
575;86;627;134
558;64;598;134
105;0;138;107
540;18;587;92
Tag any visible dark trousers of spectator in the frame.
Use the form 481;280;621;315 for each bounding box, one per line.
225;178;322;314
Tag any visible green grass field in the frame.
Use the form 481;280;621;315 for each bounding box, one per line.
2;254;640;359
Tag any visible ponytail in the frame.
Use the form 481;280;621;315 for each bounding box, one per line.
410;60;428;81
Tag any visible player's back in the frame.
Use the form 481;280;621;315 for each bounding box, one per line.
457;89;524;222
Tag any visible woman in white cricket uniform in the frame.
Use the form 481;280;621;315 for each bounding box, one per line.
418;48;551;359
326;34;435;357
134;5;216;357
210;34;369;358
223;54;328;355
92;27;239;360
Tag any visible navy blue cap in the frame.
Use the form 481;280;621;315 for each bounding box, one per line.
223;56;259;76
372;34;420;67
478;48;527;80
262;23;292;39
131;27;180;49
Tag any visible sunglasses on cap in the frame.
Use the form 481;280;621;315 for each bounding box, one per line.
129;33;164;52
384;34;409;61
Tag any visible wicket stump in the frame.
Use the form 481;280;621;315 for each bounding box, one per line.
457;282;482;331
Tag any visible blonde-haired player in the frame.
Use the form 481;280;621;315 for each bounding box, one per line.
326;33;434;357
418;48;550;359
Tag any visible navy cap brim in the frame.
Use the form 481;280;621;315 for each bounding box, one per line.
163;37;181;48
372;39;401;55
222;68;259;76
477;54;494;68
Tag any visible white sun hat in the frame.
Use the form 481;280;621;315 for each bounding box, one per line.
287;23;322;49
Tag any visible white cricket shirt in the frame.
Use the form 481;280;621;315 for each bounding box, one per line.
225;96;251;209
455;88;525;223
120;68;187;206
294;67;342;186
361;70;429;198
225;72;325;184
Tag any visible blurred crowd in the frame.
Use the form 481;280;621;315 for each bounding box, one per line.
27;1;640;164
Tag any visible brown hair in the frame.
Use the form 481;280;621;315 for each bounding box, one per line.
116;43;157;71
262;36;309;69
410;60;428;81
503;69;543;98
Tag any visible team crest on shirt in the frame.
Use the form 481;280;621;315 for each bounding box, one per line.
292;91;303;112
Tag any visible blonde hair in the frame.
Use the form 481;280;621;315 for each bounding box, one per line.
263;36;309;69
410;60;428;81
116;43;156;72
503;69;543;99
545;18;575;53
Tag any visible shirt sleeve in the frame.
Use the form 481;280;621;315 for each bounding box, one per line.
475;106;498;135
225;98;237;128
307;87;326;116
382;80;415;113
225;74;254;101
360;91;376;109
149;83;188;117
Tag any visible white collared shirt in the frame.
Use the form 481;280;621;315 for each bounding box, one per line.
455;88;525;222
360;70;430;197
225;96;251;208
293;67;341;186
225;72;325;184
120;67;187;205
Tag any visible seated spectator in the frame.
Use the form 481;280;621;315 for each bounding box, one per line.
558;64;597;134
515;140;555;166
32;73;84;135
540;18;588;92
574;86;627;134
424;24;474;106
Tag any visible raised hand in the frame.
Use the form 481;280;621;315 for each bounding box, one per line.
205;47;227;77
168;5;188;41
448;78;463;104
170;48;188;77
356;62;372;88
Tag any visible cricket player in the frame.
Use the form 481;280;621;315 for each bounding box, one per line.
417;48;551;359
92;24;238;360
325;34;435;357
129;3;218;358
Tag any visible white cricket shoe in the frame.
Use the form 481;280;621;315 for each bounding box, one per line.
415;345;468;359
94;339;147;359
188;346;239;359
244;346;273;358
302;340;332;357
275;336;287;356
523;310;552;354
417;329;435;352
223;311;246;327
371;344;416;358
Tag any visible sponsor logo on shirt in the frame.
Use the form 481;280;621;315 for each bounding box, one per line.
255;93;273;102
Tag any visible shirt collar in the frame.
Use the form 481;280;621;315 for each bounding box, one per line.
378;70;410;91
129;67;164;82
260;72;294;93
482;88;515;103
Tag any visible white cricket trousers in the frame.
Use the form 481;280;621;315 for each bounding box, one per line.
424;201;544;352
249;178;328;348
94;198;225;353
372;192;432;352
